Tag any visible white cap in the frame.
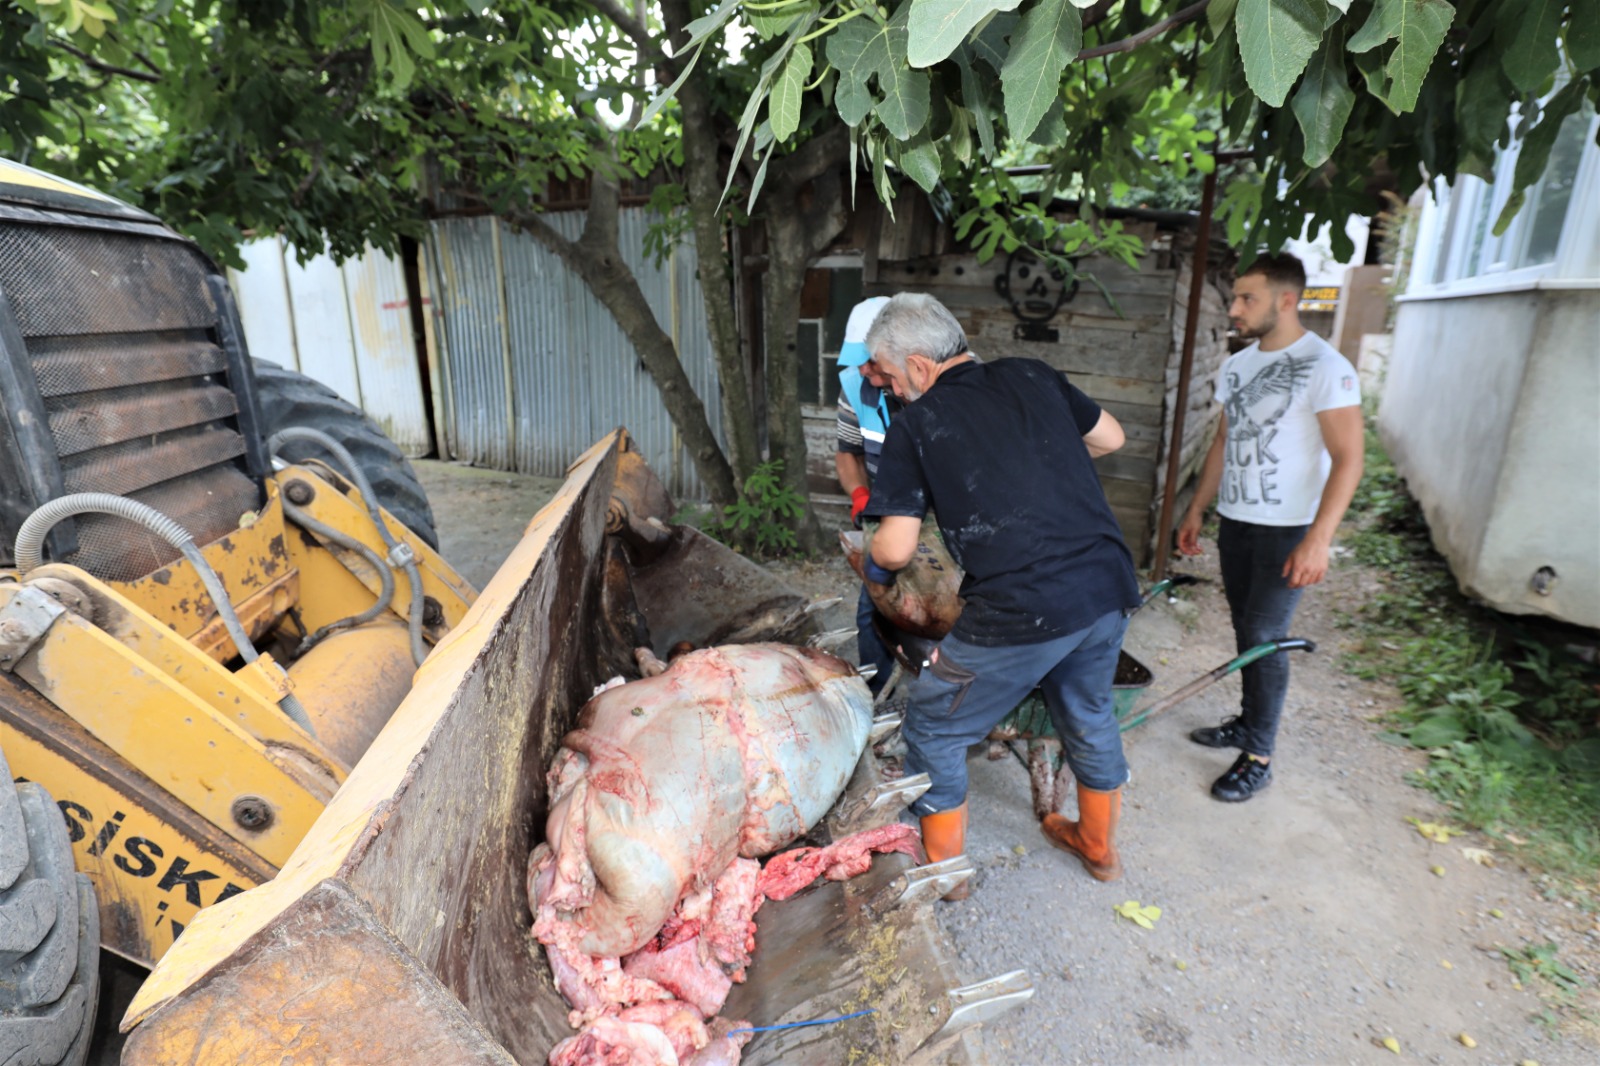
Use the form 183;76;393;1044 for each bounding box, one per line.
839;296;891;366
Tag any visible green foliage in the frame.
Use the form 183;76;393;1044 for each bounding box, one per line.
647;0;1595;262
1343;425;1600;896
1237;0;1327;108
705;460;808;557
3;0;604;267
999;0;1083;140
1291;25;1356;167
1501;941;1586;998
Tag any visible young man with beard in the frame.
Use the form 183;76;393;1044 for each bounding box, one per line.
1178;253;1364;801
858;293;1141;890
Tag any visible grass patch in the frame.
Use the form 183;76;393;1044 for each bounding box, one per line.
1341;420;1600;903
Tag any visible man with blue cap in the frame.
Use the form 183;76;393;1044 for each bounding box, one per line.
834;295;897;695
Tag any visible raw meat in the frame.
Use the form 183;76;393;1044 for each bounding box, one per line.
534;645;903;1066
756;823;923;902
535;644;871;958
619;859;761;1017
840;527;963;639
547;1014;682;1066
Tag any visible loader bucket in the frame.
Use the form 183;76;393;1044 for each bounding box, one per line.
120;431;984;1065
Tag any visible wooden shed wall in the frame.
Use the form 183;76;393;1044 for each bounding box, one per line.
1153;243;1233;556
861;250;1177;559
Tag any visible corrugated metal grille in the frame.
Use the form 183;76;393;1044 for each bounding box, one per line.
27;331;226;396
44;378;239;457
59;424;246;497
426;209;723;498
229;238;432;457
0;224;216;336
0;220;259;581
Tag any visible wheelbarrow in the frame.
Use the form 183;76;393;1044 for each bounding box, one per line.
988;576;1316;817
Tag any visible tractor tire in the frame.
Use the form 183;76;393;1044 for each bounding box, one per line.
0;748;99;1066
251;360;439;549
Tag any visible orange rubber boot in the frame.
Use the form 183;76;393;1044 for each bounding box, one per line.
1040;785;1123;882
918;801;971;901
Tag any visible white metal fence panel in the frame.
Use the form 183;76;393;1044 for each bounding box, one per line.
231;239;298;370
343;248;431;454
284;250;362;408
229;238;431;456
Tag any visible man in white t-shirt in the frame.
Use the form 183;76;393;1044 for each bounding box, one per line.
1177;253;1364;802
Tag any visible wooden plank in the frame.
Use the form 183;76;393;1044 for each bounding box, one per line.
972;320;1171;381
877;252;1173;294
1100;400;1163;438
904;282;1173;322
1071;372;1166;407
1094;451;1158;483
1100;476;1154;510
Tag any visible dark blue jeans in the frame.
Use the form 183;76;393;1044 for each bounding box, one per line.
857;584;895;696
902;608;1131;815
1218;517;1308;758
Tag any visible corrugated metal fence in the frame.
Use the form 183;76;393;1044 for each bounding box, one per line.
229;238;432;456
423;209;722;499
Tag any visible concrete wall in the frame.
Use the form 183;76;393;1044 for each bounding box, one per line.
1382;288;1600;627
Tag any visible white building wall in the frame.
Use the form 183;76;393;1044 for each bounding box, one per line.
1382;106;1600;627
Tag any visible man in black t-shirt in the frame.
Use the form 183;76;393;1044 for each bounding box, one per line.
860;294;1141;889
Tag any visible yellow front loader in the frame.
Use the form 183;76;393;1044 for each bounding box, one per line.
0;160;1014;1064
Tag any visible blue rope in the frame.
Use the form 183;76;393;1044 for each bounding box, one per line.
725;1008;877;1036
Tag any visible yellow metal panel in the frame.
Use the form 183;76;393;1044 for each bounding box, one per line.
0;158;118;203
182;568;298;663
113;494;295;659
275;467;476;632
23;566;344;790
12;613;330;867
0;675;276;967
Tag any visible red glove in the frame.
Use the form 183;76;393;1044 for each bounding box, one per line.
850;486;871;526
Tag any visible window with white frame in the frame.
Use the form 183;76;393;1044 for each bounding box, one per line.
1411;93;1599;293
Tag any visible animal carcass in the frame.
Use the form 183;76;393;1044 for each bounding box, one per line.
530;644;873;961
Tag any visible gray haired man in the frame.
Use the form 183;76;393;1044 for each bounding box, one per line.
859;293;1141;889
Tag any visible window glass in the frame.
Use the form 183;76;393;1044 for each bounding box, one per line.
797;320;821;406
822;268;864;350
1461;182;1496;277
1426;95;1594;285
1518;108;1590;267
1431;183;1461;284
822;355;841;407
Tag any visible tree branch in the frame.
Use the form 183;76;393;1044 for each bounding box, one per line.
766;124;850;190
1077;0;1210;61
585;0;675;71
48;40;161;83
1080;0;1119;33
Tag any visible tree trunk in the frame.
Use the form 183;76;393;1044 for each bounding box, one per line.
662;0;760;488
761;135;851;553
505;170;737;507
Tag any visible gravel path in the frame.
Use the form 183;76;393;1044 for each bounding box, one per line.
416;459;1600;1066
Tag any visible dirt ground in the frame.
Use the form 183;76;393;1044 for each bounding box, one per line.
416;459;1600;1066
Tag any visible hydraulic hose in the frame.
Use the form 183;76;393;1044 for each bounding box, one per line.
13;493;318;736
267;428;428;665
281;499;395;655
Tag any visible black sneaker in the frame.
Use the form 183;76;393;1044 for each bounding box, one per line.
1190;715;1246;749
1211;752;1272;802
